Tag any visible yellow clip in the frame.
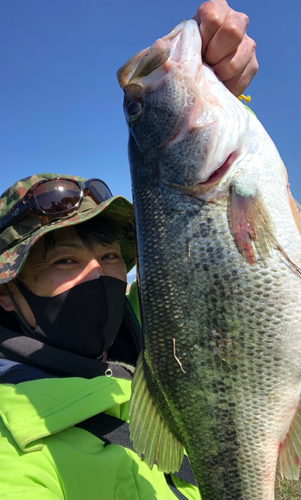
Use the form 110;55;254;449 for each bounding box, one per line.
238;94;251;103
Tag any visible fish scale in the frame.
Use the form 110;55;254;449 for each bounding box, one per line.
134;184;299;499
118;18;301;500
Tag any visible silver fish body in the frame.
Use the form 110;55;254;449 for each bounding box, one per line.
118;20;301;500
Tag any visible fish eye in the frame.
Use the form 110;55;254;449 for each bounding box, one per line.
127;101;142;122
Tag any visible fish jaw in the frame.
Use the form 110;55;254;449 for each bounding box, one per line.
117;20;202;88
118;20;250;198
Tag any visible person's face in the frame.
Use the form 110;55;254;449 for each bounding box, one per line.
0;226;127;327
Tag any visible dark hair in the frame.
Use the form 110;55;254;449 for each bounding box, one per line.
44;215;122;254
73;216;122;248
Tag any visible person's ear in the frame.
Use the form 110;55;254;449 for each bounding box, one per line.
0;285;14;312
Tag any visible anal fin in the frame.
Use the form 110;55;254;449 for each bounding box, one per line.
278;400;301;480
129;353;184;473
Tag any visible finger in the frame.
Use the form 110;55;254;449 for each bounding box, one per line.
193;0;230;56
205;10;249;65
211;35;257;82
222;55;259;96
193;0;229;24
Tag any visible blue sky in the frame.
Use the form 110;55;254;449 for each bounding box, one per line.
0;0;300;203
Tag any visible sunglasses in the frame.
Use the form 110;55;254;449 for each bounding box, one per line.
0;178;113;234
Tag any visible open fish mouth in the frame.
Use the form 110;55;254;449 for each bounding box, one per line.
117;20;202;87
118;20;246;197
164;20;202;81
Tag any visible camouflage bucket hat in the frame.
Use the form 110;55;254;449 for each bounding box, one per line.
0;173;136;284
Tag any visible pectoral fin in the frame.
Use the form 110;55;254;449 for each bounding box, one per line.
229;185;274;265
229;185;301;278
278;400;301;480
129;353;184;472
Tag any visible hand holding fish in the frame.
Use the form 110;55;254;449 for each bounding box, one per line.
193;0;258;95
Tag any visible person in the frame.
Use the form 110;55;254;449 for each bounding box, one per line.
0;1;258;499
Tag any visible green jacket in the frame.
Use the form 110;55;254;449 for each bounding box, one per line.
0;284;200;500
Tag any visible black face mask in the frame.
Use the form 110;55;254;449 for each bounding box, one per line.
15;276;127;359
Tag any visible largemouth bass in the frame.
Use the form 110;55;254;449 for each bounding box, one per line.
117;19;301;500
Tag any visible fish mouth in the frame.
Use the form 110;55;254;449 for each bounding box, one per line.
117;20;202;88
197;150;238;189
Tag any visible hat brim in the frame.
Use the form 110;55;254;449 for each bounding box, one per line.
0;195;136;284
